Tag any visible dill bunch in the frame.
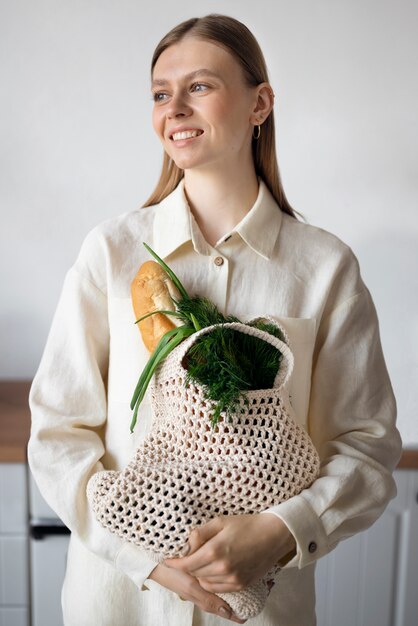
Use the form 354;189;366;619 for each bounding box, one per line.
185;322;285;426
176;295;240;327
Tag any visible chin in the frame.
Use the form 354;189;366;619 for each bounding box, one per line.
165;145;210;171
170;156;202;171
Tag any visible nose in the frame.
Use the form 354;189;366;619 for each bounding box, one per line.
166;91;192;119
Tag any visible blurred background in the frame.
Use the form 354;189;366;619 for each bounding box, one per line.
1;0;417;445
0;1;417;625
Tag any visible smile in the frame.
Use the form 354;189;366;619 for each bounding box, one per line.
170;129;203;141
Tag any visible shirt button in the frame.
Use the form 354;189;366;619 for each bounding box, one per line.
214;256;224;266
308;541;317;554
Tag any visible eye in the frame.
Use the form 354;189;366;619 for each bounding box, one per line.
191;82;209;93
152;91;169;103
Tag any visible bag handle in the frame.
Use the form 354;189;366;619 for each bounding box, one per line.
173;320;294;391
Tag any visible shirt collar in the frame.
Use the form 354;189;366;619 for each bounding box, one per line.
220;179;282;260
153;178;282;260
152;180;192;259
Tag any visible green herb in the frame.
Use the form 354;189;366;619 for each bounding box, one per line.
130;243;285;431
185;324;284;426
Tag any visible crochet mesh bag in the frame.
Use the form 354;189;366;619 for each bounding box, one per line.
87;319;320;619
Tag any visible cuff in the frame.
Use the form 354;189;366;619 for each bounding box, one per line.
262;494;330;569
115;542;161;590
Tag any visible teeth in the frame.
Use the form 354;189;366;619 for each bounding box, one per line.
172;130;202;141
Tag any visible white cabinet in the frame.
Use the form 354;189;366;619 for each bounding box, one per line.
0;609;28;626
316;469;418;626
28;474;70;626
30;534;69;626
0;464;28;626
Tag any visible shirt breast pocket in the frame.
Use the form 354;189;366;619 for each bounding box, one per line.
268;315;316;430
107;297;151;405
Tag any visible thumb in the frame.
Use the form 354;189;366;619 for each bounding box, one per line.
185;518;223;556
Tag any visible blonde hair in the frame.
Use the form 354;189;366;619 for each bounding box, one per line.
144;14;297;219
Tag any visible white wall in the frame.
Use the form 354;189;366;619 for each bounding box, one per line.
1;0;417;445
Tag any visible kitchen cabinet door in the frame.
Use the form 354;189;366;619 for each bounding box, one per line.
0;537;28;605
394;470;418;626
0;463;28;625
0;608;28;626
0;464;27;534
315;469;418;626
30;533;70;626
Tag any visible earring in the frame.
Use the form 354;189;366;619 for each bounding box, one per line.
252;124;261;140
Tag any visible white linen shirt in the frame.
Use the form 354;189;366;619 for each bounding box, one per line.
28;179;402;626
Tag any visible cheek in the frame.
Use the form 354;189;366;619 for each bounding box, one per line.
221;109;252;149
210;100;231;124
152;109;164;138
203;103;236;142
210;100;251;136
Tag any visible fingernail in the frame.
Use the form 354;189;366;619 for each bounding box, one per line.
180;543;190;556
219;606;231;618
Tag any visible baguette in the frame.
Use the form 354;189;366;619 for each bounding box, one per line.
131;260;182;352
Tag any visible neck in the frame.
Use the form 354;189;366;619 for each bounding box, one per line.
183;163;259;248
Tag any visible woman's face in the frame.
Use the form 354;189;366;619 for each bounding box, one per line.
151;36;259;173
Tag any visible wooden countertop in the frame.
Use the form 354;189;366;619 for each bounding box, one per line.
0;381;31;462
0;380;417;467
397;448;418;469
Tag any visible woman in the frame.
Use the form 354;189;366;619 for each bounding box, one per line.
28;14;402;626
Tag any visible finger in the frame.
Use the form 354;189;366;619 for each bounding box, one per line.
165;550;216;574
198;579;243;594
189;584;234;621
156;564;237;621
186;559;227;578
181;534;233;577
187;518;223;555
230;617;247;624
167;550;216;575
165;521;224;572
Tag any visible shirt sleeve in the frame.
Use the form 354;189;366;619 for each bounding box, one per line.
27;239;158;589
263;281;402;568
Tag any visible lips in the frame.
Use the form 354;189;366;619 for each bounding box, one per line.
169;129;203;141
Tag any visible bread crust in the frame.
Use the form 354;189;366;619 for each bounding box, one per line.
131;260;180;352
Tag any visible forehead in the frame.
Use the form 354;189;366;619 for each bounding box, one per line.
152;37;243;82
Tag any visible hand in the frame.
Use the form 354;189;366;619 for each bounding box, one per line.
148;563;246;623
164;513;296;594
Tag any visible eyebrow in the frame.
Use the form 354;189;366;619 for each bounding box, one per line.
151;69;222;88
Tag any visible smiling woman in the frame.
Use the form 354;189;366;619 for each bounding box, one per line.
27;12;401;626
145;16;296;224
147;43;268;244
151;39;267;178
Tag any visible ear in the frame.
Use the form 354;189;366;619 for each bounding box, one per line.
250;82;275;126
